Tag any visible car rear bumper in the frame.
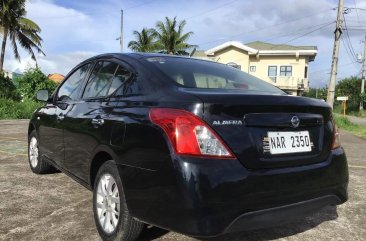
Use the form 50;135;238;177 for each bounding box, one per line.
225;195;341;234
119;147;348;237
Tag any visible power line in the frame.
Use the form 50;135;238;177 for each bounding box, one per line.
346;28;366;31
353;0;361;25
123;0;242;41
279;22;334;45
262;21;334;42
211;22;333;66
195;8;333;47
341;35;358;63
342;13;358;60
185;0;240;20
309;61;357;76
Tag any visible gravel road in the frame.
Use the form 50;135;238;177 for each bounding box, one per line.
0;120;365;241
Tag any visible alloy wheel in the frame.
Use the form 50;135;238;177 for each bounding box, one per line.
29;137;39;168
96;174;120;234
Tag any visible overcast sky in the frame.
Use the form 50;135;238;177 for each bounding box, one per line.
3;0;366;88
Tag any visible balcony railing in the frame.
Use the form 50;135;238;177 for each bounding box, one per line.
269;76;308;91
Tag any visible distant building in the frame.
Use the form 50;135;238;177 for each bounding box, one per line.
193;41;317;96
3;71;14;79
48;73;64;83
3;70;23;87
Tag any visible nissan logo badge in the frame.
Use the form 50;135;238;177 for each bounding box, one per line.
291;116;300;128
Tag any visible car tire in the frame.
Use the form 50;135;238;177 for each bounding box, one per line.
93;160;144;241
28;130;56;174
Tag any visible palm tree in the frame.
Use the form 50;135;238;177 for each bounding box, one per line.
128;28;157;52
0;0;45;72
154;16;195;55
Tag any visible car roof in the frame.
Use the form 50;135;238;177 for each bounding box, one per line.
79;52;197;64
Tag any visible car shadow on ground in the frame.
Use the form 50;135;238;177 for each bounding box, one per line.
138;226;170;240
138;206;338;241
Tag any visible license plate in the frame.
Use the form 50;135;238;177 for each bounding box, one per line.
267;131;311;155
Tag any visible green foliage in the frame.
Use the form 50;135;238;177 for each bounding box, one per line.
348;109;366;118
17;67;58;100
128;28;157;52
0;98;43;119
334;115;353;127
0;72;20;99
303;87;327;100
154;16;196;55
335;76;363;112
334;115;366;139
128;16;196;55
360;92;366;103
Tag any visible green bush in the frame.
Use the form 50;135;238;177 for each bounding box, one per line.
17;67;58;100
0;72;20;100
335;76;364;112
0;99;43;119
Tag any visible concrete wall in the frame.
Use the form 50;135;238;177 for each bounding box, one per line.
210;46;250;72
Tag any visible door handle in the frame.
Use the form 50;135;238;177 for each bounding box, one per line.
91;118;104;126
56;114;64;121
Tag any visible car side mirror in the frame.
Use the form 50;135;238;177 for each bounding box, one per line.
36;89;49;101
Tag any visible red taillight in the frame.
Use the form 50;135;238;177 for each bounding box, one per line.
331;121;341;149
149;108;235;159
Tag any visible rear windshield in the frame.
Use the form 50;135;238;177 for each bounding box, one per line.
145;56;285;94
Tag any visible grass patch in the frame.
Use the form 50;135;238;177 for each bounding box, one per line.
334;115;366;139
347;110;366;118
0;98;43;119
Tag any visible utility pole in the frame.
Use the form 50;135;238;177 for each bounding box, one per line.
327;0;344;108
360;35;366;110
120;9;123;52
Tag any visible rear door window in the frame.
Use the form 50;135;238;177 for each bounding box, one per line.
83;61;118;98
107;65;132;95
82;61;134;99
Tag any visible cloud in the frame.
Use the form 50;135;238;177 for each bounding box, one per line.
4;0;114;74
2;0;365;88
4;51;96;75
38;51;97;75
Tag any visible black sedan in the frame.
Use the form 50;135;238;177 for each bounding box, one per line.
28;53;348;241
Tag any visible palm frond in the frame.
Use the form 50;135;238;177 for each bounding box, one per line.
128;27;158;52
154;16;195;55
19;17;41;32
9;31;20;61
0;0;44;70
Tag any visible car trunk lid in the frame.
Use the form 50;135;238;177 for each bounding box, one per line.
183;89;333;169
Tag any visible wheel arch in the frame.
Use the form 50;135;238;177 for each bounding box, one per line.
89;145;120;190
28;122;36;137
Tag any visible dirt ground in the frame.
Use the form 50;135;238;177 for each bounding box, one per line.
0;119;365;241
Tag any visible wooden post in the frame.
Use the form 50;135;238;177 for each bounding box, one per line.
327;0;344;108
343;100;346;116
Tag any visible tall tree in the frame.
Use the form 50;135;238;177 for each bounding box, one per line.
154;16;195;55
0;0;45;72
128;28;157;52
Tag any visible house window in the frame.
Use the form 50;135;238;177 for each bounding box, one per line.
268;66;277;82
304;66;308;78
280;66;292;76
250;66;256;72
